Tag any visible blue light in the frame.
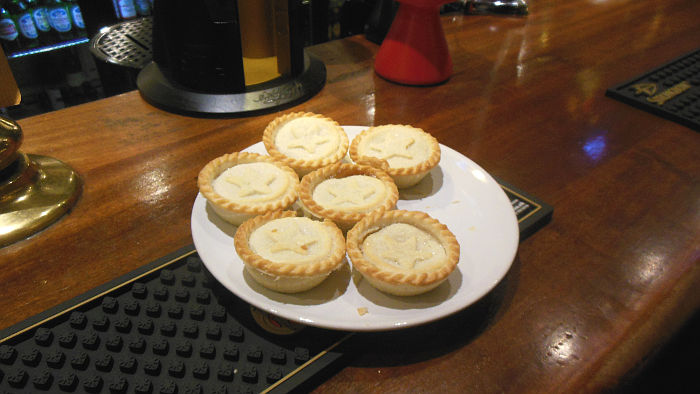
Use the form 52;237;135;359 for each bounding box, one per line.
6;38;90;59
582;134;607;161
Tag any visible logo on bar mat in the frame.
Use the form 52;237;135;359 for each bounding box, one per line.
631;81;691;106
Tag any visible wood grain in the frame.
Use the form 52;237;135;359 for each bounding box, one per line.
1;0;699;392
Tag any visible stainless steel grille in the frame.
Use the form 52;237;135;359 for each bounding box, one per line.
90;17;153;69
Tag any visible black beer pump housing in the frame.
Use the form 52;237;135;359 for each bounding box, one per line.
137;0;326;117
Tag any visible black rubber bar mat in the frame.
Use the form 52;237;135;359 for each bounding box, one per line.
0;181;551;394
497;178;552;241
606;48;700;131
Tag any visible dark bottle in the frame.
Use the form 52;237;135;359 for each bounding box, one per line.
25;0;52;45
46;0;73;41
112;0;136;20
0;4;22;53
134;0;150;16
65;0;84;37
60;47;87;106
7;0;40;49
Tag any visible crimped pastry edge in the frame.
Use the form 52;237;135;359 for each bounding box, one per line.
349;124;441;187
262;112;349;176
243;266;332;294
233;210;347;279
346;210;460;291
298;163;399;229
197;152;300;218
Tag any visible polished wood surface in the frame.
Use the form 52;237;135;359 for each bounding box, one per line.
2;0;699;392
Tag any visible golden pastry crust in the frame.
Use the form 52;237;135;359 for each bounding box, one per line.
263;112;349;177
298;163;399;231
349;124;441;188
234;210;346;293
197;152;299;225
346;210;460;296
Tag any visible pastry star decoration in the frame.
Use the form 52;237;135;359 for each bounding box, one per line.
225;173;276;197
382;235;434;269
267;227;317;255
328;179;375;206
370;136;415;160
287;125;330;153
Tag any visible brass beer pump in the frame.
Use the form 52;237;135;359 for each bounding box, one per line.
0;48;81;248
0;116;82;247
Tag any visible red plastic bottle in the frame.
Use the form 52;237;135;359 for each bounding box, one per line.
374;0;453;86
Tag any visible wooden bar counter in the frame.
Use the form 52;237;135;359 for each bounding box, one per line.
1;0;699;392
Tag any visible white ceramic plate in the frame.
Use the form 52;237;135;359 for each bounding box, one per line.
191;126;519;331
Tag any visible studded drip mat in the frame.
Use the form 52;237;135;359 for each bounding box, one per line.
0;248;351;394
0;181;551;394
606;48;700;131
